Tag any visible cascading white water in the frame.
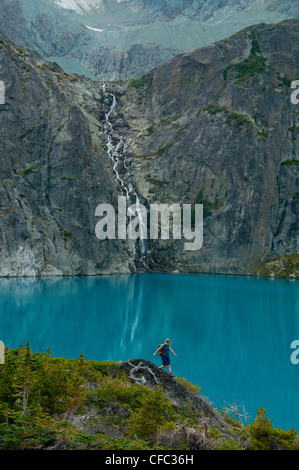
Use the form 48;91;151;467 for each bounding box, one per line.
102;84;148;267
135;196;147;255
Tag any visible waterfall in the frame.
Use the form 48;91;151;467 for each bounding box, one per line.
101;84;149;269
135;196;147;255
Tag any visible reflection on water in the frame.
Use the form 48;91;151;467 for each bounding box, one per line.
0;273;299;431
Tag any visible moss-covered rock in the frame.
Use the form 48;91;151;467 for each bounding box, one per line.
254;254;299;278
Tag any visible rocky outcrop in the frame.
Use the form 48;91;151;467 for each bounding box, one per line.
120;359;230;434
64;358;234;447
0;20;298;277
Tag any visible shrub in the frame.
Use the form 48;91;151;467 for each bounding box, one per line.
248;408;299;450
222;66;231;81
129;75;148;89
204;104;253;131
176;376;201;395
127;384;172;440
281;159;299;166
147;125;155;135
95;375;144;409
235;55;267;80
204;103;229;114
147;178;169;186
225;112;254;129
224;31;267;82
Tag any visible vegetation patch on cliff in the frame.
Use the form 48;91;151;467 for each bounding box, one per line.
147;177;169;187
193;190;215;220
254;254;299;278
281;159;299;167
204;104;254;130
129;75;148;89
223;29;268;83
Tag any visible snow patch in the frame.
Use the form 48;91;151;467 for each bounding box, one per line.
55;0;103;14
86;25;105;32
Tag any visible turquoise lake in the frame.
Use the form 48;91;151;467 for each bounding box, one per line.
0;273;299;431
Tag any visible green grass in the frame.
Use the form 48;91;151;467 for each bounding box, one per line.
129;75;148;89
235;55;267;80
156;141;172;156
14;166;36;176
204;104;253;130
225;112;254;129
222;66;231;82
223;30;267;82
277;72;292;88
63;230;73;238
254;254;299;277
147;178;169;187
204;104;229;114
147;125;155;135
61;176;75;181
281;159;299;166
38;63;57;73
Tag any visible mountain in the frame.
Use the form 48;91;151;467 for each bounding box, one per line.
0;0;298;81
0;20;298;277
108;19;299;277
52;0;299;22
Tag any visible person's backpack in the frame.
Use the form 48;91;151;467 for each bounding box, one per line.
158;344;164;356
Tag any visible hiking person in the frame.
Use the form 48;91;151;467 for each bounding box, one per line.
153;338;177;376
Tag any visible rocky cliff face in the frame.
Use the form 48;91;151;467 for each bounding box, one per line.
0;33;136;276
112;19;299;276
0;20;298;277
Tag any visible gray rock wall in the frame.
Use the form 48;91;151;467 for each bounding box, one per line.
0;20;298;277
113;20;299;275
